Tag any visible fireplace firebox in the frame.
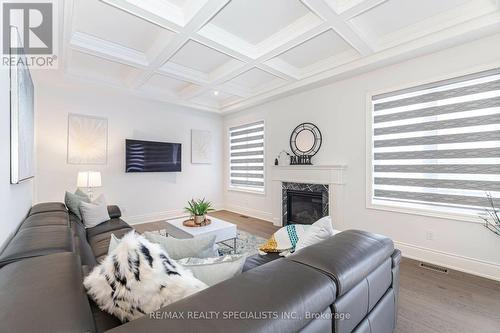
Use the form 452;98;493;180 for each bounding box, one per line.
282;182;329;225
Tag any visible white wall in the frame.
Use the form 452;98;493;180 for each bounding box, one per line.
0;67;33;248
224;33;500;280
35;78;223;224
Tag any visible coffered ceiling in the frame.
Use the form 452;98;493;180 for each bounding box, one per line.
60;0;500;113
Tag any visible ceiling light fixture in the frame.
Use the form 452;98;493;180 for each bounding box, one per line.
213;91;219;96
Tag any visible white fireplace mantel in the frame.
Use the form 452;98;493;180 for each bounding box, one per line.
271;164;347;185
270;165;347;227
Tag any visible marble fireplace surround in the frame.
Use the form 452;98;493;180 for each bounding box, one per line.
270;165;347;227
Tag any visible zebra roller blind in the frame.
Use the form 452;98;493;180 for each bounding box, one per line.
229;121;265;192
371;68;500;213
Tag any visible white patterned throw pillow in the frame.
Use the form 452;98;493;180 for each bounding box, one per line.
84;231;207;322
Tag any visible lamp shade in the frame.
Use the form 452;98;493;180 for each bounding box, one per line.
77;171;102;188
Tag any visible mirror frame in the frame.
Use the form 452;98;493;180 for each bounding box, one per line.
289;123;322;157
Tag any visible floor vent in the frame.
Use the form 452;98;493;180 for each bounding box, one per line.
419;262;449;274
239;215;249;219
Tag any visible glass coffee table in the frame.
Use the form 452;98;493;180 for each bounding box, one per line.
164;216;238;254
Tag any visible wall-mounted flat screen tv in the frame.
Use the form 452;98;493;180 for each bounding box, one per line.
126;139;182;172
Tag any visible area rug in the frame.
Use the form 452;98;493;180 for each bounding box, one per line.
151;229;267;256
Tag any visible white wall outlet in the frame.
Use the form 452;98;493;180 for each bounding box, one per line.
425;231;434;241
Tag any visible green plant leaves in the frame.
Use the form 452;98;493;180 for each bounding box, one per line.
184;198;214;216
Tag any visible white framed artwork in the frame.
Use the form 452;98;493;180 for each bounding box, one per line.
67;114;108;164
10;27;35;184
191;129;212;164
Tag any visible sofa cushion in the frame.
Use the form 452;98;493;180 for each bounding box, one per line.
29;202;67;216
88;227;132;260
0;252;96;333
86;218;131;239
287;230;394;297
69;212;94;266
90;300;123;333
243;252;281;272
20;211;69;229
0;225;74;268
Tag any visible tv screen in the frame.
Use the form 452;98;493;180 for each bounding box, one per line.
126;139;181;172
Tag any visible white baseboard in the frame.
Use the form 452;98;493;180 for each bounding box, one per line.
123;209;188;225
223;204;274;223
395;241;500;282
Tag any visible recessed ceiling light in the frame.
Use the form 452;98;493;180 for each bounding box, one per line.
213;91;219;96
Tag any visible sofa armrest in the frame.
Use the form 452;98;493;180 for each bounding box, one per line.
107;205;121;219
391;248;401;327
286;230;394;297
391;248;401;268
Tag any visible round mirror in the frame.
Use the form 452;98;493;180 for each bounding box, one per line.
290;123;322;157
295;129;315;152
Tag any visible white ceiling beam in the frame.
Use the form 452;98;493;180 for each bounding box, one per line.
70;32;149;68
100;0;184;31
303;0;374;56
128;0;230;89
330;0;388;19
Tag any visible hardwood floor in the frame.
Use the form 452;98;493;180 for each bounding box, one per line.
209;210;280;238
134;210;500;333
396;257;500;333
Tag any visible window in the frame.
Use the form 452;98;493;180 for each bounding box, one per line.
229;121;265;193
369;68;500;216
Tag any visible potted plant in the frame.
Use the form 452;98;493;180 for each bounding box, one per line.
479;193;500;236
185;198;214;225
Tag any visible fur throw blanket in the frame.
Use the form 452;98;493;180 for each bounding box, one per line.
84;231;207;322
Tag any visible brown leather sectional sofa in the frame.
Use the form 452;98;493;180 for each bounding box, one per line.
0;202;400;333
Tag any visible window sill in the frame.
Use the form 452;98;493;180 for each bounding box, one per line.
367;201;485;225
227;187;266;196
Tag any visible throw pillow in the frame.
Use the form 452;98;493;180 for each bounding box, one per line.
75;188;89;198
177;254;246;286
84;231;207;323
64;190;90;220
108;233;121;253
143;232;217;260
79;195;110;228
259;224;309;255
293;216;340;253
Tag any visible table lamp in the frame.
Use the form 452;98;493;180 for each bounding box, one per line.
77;171;102;200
